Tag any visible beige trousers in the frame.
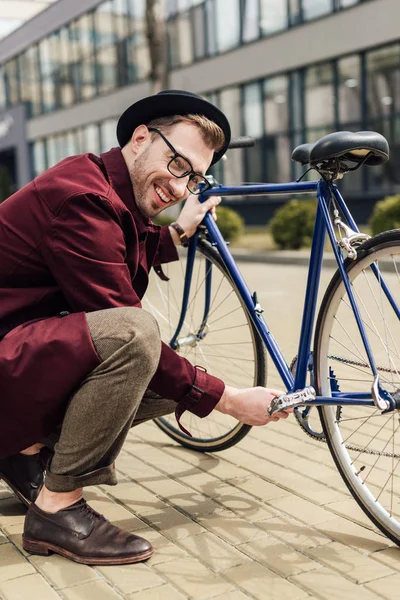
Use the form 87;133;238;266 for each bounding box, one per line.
44;307;176;493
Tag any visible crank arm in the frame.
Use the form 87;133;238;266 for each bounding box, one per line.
268;386;316;416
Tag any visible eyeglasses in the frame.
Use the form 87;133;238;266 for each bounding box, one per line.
148;127;212;195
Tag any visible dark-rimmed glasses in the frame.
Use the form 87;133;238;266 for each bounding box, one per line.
148;127;212;195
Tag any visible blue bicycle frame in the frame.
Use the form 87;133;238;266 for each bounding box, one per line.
169;178;399;413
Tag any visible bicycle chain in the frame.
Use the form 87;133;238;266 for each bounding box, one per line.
293;354;400;458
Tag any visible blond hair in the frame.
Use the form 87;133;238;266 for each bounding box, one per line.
146;114;225;153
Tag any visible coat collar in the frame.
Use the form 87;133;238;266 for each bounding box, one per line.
100;147;155;236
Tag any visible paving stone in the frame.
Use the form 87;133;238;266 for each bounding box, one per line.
154;557;234;599
323;498;380;529
106;482;168;516
167;492;221;519
314;517;393;553
257;515;332;550
197;509;266;545
178;531;252;572
290;567;383;600
237;536;321;577
0;499;26;529
0;544;35;583
304;541;394;583
210;591;251;600
0;573;60;600
365;573;400;598
223;562;309;600
178;470;228;497
126;583;186;599
226;477;288;502
214;487;280;522
371;546;400;570
143;529;187;565
96;563;164;595
61;579;123;600
195;457;250;481
1;524;27;556
30;554;99;589
267;494;338;525
145;505;205;540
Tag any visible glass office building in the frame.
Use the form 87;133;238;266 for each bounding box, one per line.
0;0;399;221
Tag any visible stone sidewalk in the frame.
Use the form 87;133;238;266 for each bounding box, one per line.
0;416;399;600
1;260;399;599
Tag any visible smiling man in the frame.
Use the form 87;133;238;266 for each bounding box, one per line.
0;90;288;565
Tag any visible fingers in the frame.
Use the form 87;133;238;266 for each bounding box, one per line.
202;196;222;213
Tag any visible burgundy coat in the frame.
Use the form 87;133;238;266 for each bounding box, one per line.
0;148;224;458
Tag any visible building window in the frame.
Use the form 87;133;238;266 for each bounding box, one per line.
31;140;47;177
100;118;118;152
193;4;206;59
242;0;259;43
215;0;241;53
80;124;100;154
177;11;194;65
19;47;41;117
338;0;358;7
263;75;289;133
95;1;118;94
338;55;361;124
127;0;149;82
302;0;333;21
304;62;335;134
260;0;288;36
4;59;20;107
219;87;243;184
367;44;400;118
243;82;264;138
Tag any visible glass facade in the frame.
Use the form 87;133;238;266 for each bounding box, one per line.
3;0;395;203
0;0;367;118
1;0;148;116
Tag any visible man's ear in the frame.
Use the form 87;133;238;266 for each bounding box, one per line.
130;125;150;156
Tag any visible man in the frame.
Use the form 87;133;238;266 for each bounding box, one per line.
0;90;289;565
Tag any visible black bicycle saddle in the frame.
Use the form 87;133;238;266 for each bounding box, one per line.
292;131;389;167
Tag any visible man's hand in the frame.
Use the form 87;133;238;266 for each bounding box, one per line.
215;385;292;426
176;195;222;239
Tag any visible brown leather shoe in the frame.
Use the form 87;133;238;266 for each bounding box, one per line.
0;450;51;507
23;499;154;565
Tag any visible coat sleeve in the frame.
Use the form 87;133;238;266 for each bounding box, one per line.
41;193;224;423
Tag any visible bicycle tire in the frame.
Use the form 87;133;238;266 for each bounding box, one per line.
314;229;400;545
143;237;267;452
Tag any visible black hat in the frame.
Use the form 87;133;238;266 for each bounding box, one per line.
116;89;231;165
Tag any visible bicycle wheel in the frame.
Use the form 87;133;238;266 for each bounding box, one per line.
314;229;400;544
143;237;267;451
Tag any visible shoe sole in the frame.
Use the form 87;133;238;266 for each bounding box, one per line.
22;535;154;565
0;474;31;508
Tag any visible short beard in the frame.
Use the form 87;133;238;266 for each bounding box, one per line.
129;147;151;217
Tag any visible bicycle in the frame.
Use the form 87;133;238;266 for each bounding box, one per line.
143;130;400;546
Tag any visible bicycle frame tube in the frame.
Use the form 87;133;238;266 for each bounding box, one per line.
333;186;400;320
169;179;396;409
198;181;320;390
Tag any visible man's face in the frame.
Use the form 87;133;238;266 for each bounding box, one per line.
128;122;214;219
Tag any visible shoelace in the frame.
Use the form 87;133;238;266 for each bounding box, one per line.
78;501;107;522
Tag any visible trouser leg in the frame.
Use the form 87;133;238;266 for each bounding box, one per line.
44;307;161;492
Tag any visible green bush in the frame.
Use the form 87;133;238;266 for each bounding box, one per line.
153;213;174;226
369;194;400;236
270;198;317;250
215;206;244;242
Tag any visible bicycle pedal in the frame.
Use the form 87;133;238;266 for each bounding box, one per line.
268;386;316;416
